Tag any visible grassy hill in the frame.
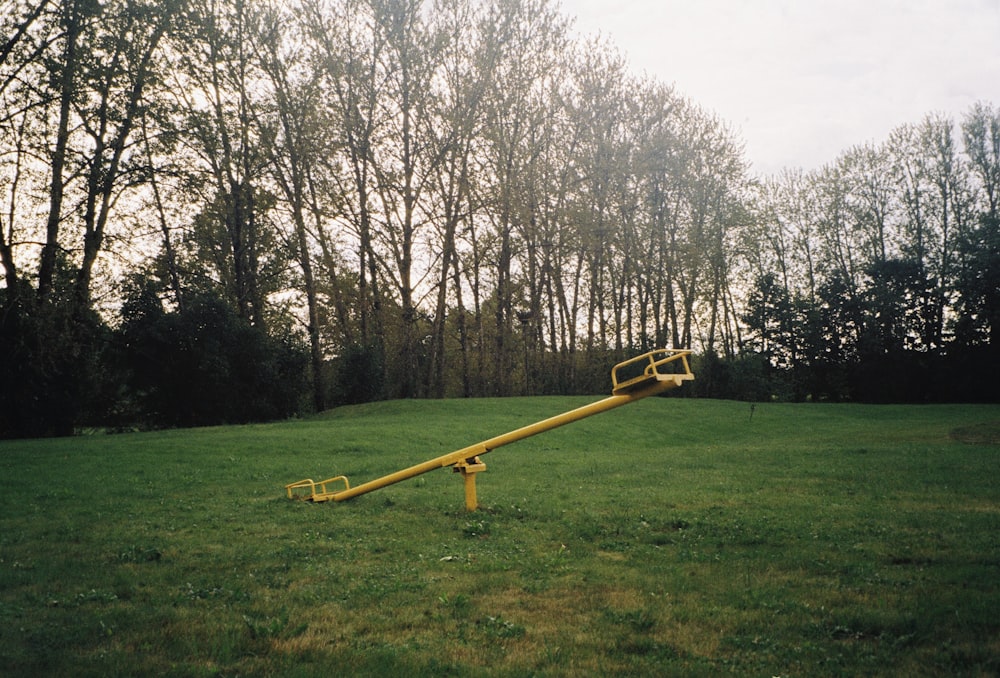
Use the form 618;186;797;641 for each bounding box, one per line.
1;397;998;676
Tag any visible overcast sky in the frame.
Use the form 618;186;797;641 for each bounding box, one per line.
565;0;1000;176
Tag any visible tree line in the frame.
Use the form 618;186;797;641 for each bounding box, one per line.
1;0;997;437
741;108;1000;403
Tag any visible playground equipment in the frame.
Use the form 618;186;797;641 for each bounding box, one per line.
286;348;694;511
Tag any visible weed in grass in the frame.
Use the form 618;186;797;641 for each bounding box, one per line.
604;608;658;633
115;544;163;563
478;614;526;639
437;593;473;619
462;519;491;539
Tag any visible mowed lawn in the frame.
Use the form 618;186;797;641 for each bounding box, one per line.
1;397;998;676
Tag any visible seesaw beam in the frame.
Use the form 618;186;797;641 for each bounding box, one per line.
286;348;693;510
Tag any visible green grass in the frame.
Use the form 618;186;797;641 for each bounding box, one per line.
1;397;998;676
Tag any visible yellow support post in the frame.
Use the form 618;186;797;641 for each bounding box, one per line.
286;348;694;510
454;457;487;511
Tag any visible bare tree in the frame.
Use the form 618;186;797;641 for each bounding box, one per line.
958;102;1000;346
170;0;276;328
474;0;568;394
254;1;335;410
306;0;388;363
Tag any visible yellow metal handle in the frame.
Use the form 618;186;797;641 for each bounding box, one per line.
285;475;350;501
611;349;692;394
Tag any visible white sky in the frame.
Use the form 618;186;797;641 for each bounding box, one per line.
564;0;1000;175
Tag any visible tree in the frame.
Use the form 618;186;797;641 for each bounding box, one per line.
1;0;182;436
170;0;276;328
29;0;180;308
562;37;630;355
306;0;389;383
743;271;794;367
118;280;307;427
421;0;488;397
254;0;333;411
365;0;447;398
888;116;974;352
958;102;1000;348
474;0;568;394
0;0;55;295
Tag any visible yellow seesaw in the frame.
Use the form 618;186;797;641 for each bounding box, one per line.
286;348;694;511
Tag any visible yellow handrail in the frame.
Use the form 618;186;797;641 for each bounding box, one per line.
611;348;693;394
285;475;350;501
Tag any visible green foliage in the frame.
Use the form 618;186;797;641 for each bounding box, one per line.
328;340;387;406
1;398;998;675
0;282;114;438
691;352;784;402
722;256;1000;403
955;214;1000;348
742;272;796;367
117;282;308;427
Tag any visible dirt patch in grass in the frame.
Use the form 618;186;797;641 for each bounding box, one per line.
949;422;1000;445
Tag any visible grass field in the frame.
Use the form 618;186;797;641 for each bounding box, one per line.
1;397;998;676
